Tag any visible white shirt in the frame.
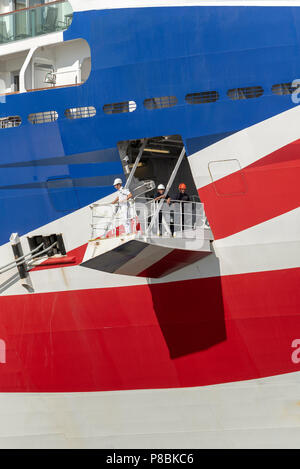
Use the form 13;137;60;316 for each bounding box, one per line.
117;187;130;205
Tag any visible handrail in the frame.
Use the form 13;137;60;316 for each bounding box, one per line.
90;199;209;241
0;0;66;17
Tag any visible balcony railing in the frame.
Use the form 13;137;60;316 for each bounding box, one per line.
0;1;73;45
91;199;211;241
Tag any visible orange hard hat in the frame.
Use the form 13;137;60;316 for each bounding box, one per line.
179;183;187;190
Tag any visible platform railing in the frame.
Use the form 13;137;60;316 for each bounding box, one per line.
0;1;73;45
136;198;208;238
90;202;137;240
90;198;210;241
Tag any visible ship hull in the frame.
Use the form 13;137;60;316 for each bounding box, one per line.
0;0;300;448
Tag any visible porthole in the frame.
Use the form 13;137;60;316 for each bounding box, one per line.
28;111;58;124
144;96;178;110
227;86;264;100
185;91;219;104
65;106;96;120
0;116;21;128
103;101;137;114
272;82;296;95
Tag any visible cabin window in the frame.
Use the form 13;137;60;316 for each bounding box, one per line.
185;91;219;104
103;101;137;114
0;116;21;128
65;106;96;120
227;86;264;100
28;111;58;124
272;82;296;95
144;96;178;110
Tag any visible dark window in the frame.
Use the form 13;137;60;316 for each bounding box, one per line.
144;96;178;110
227;86;264;100
272;82;296;95
185;91;219;104
65;106;96;120
28;111;58;124
103;101;137;114
13;74;20;92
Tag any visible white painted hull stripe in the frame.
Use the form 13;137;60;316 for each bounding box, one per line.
188;106;300;190
0;371;300;449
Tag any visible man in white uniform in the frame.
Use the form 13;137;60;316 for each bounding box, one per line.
112;178;133;234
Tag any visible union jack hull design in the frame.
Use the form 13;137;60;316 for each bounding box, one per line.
0;0;299;449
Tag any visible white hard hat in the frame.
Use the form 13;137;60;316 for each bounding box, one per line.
113;178;123;186
157;184;165;190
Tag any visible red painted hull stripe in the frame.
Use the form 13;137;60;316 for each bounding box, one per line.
0;267;299;392
198;140;300;240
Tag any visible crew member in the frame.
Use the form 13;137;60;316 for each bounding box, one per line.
153;184;171;235
174;183;190;202
153;184;171;204
112;178;133;234
173;183;190;232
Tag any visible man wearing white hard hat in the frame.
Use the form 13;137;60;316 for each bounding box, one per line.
153;184;171;235
153;184;171;204
112;178;133;234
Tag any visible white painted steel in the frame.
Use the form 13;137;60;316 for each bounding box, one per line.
0;372;300;448
189;105;300;190
0;32;63;56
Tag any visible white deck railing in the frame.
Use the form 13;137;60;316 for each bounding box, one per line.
90;198;210;241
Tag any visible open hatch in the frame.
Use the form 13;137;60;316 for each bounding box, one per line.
81;136;214;278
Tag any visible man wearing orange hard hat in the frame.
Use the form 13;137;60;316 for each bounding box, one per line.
171;183;190;234
174;183;190;202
